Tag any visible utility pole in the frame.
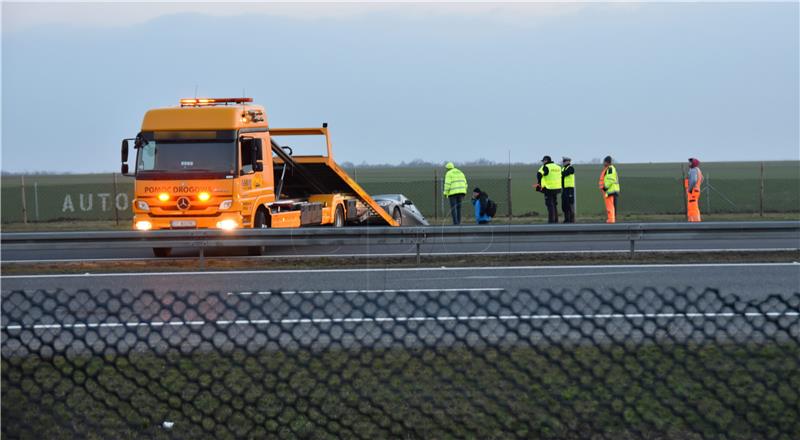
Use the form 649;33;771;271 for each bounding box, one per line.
433;169;438;220
759;162;764;217
112;173;120;225
507;150;512;221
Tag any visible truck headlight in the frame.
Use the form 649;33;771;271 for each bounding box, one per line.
135;221;152;231
219;200;233;210
216;219;238;230
136;200;150;212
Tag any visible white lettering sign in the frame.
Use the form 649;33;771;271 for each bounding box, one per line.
62;194;74;212
80;194;93;211
60;193;131;214
98;193;111;211
115;193;129;211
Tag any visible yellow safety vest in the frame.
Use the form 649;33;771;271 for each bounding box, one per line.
601;165;620;195
538;163;562;190
562;165;575;188
443;168;468;196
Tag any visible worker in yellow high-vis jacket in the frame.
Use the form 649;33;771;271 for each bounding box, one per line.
443;162;468;225
598;156;620;223
561;156;576;223
534;155;562;224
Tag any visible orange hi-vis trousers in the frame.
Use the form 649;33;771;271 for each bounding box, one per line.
684;178;702;222
603;193;617;223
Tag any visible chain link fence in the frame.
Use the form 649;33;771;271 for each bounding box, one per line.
2;287;799;439
2;161;798;224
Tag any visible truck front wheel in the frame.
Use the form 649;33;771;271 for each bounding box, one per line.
153;247;172;258
248;210;268;256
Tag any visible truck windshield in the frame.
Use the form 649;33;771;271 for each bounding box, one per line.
136;140;236;175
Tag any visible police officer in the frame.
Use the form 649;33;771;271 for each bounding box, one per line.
561;156;576;223
535;155;562;224
443;162;468;225
599;156;620;223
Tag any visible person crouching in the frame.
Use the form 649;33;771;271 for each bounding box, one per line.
472;188;492;224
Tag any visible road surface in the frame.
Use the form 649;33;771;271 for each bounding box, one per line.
3;237;798;262
3;263;798;355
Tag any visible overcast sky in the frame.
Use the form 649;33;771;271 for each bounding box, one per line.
2;2;798;172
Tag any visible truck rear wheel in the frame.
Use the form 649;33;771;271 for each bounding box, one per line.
248;209;268;256
333;205;345;227
153;247;171;258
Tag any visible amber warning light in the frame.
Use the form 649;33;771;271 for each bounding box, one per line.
180;97;253;107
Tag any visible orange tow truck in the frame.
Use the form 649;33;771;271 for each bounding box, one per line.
121;97;397;257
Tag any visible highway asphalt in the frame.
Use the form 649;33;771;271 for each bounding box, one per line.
2;263;799;298
2;237;798;261
2;264;798;356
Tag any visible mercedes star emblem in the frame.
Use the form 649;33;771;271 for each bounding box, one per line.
177;197;191;210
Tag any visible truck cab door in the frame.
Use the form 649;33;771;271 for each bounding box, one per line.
239;136;274;223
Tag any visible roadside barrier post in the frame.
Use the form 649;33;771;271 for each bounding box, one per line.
20;175;28;225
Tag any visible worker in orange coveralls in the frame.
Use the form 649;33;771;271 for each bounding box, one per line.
685;157;704;222
598;156;620;223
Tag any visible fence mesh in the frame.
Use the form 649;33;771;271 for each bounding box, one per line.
2;287;799;439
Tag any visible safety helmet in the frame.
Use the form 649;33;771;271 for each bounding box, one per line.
445;162;454;169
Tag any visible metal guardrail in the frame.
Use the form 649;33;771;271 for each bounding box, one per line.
2;221;799;261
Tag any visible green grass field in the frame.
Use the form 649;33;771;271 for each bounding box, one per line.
2;161;798;224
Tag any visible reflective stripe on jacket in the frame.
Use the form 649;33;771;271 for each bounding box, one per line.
537;163;562;190
443;168;468;196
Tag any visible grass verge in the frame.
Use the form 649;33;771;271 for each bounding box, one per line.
3;343;798;439
2;250;798;276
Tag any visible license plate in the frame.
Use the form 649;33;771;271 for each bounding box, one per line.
171;220;196;228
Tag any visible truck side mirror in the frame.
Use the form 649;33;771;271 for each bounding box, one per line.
252;139;264;172
121;139;129;163
121;163;129;175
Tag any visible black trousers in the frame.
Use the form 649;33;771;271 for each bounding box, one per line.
543;189;560;224
561;187;575;223
448;194;464;225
